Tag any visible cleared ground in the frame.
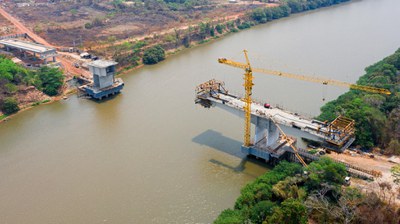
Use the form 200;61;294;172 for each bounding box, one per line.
1;0;265;46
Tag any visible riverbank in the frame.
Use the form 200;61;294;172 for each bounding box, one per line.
0;0;353;124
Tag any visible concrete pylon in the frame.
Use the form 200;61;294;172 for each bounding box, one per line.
254;117;280;147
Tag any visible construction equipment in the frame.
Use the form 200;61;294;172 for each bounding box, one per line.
242;50;253;147
272;117;308;167
217;50;391;165
218;55;392;95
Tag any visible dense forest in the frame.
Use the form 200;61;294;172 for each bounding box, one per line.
0;56;64;115
318;49;400;152
215;158;400;224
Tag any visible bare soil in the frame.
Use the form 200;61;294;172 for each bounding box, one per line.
0;14;17;36
15;85;50;107
1;0;265;47
328;150;400;199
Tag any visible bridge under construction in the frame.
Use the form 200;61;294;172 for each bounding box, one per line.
195;79;355;157
0;38;57;64
195;79;382;179
194;50;390;178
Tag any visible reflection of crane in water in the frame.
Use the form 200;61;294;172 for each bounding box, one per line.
195;50;390;169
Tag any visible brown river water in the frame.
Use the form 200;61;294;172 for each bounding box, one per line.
0;0;400;223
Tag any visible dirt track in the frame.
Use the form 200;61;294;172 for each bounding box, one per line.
0;6;90;78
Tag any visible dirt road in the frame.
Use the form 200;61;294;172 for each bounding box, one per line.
0;6;90;78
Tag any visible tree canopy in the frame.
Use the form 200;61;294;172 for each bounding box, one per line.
215;157;400;223
215;158;348;224
142;45;166;65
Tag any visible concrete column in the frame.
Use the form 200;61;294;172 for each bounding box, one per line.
266;120;280;147
44;58;47;64
254;117;268;144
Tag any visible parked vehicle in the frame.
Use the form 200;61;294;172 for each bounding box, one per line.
80;52;91;59
344;176;351;186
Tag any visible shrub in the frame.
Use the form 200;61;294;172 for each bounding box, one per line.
215;24;224;34
84;22;93;29
2;97;19;114
142;45;166;65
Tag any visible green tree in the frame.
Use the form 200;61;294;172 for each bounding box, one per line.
142;45;166;65
305;157;347;191
214;209;244;224
251;8;266;23
249;200;276;223
267;199;307;224
35;66;64;96
1;97;19;114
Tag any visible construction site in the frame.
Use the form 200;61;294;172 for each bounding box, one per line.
195;50;392;181
0;35;58;66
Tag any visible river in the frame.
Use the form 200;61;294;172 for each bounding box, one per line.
1;0;400;223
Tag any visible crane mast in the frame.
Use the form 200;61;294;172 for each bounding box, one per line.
243;50;253;147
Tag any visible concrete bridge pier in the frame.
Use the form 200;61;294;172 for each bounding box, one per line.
254;116;280;147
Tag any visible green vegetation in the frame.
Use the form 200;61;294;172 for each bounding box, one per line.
0;114;8;120
215;158;346;224
215;24;224;34
163;0;209;10
1;97;19;115
215;158;400;223
318;49;400;151
0;56;64;115
84;17;104;29
249;0;350;25
31;99;51;107
309;149;318;154
35;67;64;96
391;164;400;184
142;45;166;65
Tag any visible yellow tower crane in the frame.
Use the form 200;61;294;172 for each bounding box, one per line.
218;50;391;166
